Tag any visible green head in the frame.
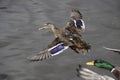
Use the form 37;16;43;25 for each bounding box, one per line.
86;59;115;71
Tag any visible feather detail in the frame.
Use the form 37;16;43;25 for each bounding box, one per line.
70;9;82;20
29;43;68;61
76;65;115;80
103;46;120;54
29;50;51;61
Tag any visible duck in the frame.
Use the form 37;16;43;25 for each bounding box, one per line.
39;23;91;52
103;46;120;54
86;59;120;80
76;65;115;80
66;9;85;32
29;23;91;61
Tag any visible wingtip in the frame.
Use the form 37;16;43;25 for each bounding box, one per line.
103;46;107;49
27;56;42;61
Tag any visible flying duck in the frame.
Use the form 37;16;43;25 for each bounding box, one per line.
29;23;91;61
86;59;120;80
76;65;115;80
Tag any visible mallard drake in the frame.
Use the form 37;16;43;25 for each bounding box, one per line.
67;9;85;32
86;59;120;80
103;46;120;54
29;23;91;61
76;65;115;80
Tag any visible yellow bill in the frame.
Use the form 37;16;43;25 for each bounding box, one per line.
86;61;94;66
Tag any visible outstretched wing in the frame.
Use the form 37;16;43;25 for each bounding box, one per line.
68;9;85;32
29;40;69;61
103;46;120;54
47;37;62;48
70;9;82;20
70;35;91;53
76;65;115;80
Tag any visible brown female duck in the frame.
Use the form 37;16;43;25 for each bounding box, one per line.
29;23;91;61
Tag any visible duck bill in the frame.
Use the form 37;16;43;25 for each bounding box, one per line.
38;27;44;30
86;61;94;66
38;26;47;30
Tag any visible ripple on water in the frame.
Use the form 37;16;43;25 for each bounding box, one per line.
0;73;14;80
0;41;11;48
0;74;8;80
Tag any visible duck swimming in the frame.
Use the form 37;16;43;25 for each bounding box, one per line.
76;65;115;80
29;23;91;61
86;59;120;80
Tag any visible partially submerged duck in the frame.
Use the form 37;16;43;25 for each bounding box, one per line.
29;23;91;61
76;65;115;80
86;59;120;80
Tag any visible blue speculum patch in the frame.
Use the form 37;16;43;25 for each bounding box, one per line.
50;44;64;54
76;20;83;28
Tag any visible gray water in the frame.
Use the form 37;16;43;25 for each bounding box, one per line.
0;0;120;80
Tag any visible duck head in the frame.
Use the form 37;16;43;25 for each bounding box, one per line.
86;59;115;71
39;23;55;30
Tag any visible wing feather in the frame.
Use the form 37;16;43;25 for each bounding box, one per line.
103;46;120;54
29;42;68;61
29;49;52;61
70;9;82;20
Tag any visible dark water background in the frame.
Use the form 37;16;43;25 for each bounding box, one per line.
0;0;120;80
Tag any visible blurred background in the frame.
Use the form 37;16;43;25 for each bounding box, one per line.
0;0;120;80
